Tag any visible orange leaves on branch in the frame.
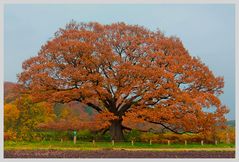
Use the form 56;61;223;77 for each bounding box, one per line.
94;110;118;129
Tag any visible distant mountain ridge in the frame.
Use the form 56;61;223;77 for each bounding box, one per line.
4;81;97;121
4;81;19;103
227;120;235;127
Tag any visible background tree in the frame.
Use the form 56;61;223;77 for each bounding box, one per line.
18;21;228;141
4;103;20;132
15;96;55;140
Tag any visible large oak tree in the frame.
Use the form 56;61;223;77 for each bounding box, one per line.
18;21;228;141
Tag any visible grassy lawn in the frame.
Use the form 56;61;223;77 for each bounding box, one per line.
4;140;235;151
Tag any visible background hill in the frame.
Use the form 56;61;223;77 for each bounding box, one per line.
4;81;19;103
227;120;235;127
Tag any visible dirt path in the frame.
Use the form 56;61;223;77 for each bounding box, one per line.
4;150;235;158
114;147;235;152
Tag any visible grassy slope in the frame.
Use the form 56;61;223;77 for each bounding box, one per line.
4;141;235;151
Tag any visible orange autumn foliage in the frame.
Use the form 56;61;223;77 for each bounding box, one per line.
18;21;228;140
4;103;20;131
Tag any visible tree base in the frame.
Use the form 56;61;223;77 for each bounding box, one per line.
109;119;124;141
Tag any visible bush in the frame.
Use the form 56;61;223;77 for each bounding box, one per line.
40;131;69;141
76;130;94;141
161;132;205;144
92;132;111;141
217;127;235;144
140;132;159;142
4;130;17;141
14;131;71;142
101;132;112;141
125;129;141;141
6;130;96;142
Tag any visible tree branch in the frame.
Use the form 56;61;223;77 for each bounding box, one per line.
118;95;141;115
122;125;152;133
101;128;109;135
86;103;102;113
122;125;132;131
147;120;199;134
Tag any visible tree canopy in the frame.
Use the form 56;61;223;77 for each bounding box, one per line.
18;21;228;141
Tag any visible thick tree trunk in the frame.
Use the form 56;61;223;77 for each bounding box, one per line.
109;119;124;141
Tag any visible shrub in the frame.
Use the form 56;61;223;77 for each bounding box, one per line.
101;132;111;141
125;129;141;141
76;129;94;141
217;127;235;144
140;132;159;142
4;130;17;141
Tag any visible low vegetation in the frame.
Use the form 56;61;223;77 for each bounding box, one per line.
4;140;235;151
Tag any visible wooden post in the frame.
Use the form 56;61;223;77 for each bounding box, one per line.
149;140;152;145
73;136;76;144
185;140;187;146
112;140;114;146
226;132;230;144
168;140;170;145
201;140;204;146
61;138;63;143
131;140;134;146
215;140;218;145
93;140;95;146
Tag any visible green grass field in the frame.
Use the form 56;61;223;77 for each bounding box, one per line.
4;140;235;151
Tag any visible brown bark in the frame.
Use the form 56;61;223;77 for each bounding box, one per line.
109;119;124;141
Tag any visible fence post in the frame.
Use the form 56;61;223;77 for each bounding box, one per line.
226;132;230;144
93;140;95;146
185;140;187;146
112;140;114;146
61;138;63;143
215;140;218;145
149;140;152;145
168;140;170;145
131;140;134;146
73;136;76;144
73;130;77;144
201;140;204;146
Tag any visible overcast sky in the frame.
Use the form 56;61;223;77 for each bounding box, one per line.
4;4;235;120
